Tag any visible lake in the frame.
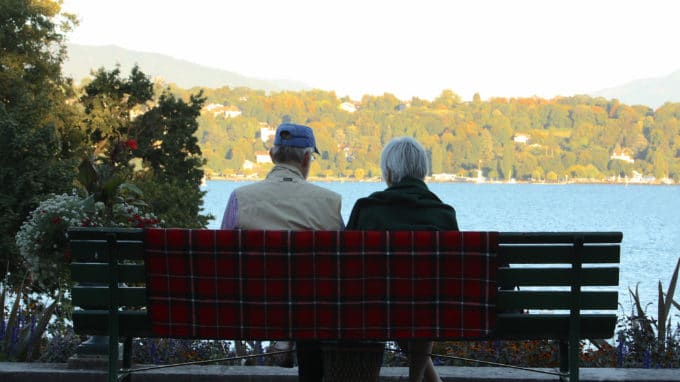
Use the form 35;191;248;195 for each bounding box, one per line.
202;180;680;318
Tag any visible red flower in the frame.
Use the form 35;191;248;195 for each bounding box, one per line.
125;139;138;150
51;216;61;225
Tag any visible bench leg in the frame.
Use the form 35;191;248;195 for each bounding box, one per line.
121;337;132;382
559;340;569;381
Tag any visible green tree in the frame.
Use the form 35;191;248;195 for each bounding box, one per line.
135;91;212;227
500;144;515;180
0;0;82;275
80;66;210;228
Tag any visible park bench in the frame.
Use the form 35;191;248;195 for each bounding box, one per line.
68;227;622;382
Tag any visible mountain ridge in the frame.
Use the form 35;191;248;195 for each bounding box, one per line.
65;44;680;108
64;44;311;92
589;69;680;109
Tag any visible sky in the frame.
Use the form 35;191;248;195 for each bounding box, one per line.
60;0;680;102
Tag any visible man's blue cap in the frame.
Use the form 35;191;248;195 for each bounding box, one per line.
274;123;320;154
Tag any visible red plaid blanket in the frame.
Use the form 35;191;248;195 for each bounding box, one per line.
145;229;498;340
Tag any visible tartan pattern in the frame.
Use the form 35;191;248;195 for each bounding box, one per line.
145;228;498;340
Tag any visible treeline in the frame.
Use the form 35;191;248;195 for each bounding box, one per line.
170;86;680;182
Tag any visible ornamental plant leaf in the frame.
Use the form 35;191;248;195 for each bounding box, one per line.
21;293;60;361
118;182;144;200
658;257;680;351
628;284;654;336
2;276;24;346
77;159;98;194
663;257;679;316
0;278;5;325
101;175;125;203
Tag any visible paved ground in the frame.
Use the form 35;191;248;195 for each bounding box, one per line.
1;362;679;382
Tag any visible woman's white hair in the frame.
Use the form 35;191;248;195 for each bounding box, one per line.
380;136;429;184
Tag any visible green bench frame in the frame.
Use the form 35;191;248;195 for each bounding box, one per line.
68;227;621;382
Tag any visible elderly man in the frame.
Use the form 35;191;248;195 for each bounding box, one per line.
221;122;344;382
346;136;458;382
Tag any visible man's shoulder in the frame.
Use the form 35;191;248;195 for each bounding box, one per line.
234;179;340;200
233;181;265;193
301;182;341;199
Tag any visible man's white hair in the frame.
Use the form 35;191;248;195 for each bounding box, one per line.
270;145;314;164
380;137;429;184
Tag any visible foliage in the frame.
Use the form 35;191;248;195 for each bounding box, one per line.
0;0;84;283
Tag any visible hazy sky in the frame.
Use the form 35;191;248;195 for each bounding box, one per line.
61;0;680;101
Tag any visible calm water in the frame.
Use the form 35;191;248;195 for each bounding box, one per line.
202;180;680;317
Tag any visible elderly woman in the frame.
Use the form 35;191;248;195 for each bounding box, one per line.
346;136;459;382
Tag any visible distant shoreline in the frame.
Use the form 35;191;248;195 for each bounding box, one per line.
205;175;677;186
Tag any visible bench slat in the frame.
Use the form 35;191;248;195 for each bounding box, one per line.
72;311;618;341
499;245;620;264
72;286;146;308
70;239;145;261
73;310;152;337
499;232;622;243
497;291;618;310
496;313;617;339
498;267;619;286
71;263;146;283
68;227;145;240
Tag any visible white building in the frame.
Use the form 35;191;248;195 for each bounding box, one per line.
513;134;530;144
339;102;357;113
260;126;276;143
203;103;242;118
610;151;634;163
223;107;242;118
255;152;272;164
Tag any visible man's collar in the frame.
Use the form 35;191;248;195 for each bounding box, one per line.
268;163;305;180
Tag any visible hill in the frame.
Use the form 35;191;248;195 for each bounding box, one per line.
63;44;311;92
589;69;680;109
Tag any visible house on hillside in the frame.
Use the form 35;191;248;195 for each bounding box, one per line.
255;151;272;164
610;150;634;163
513;134;530;144
260;124;276;143
203;103;242;118
339;102;357;113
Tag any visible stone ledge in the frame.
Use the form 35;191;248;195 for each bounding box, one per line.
0;363;679;382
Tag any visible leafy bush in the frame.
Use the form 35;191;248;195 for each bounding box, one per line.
15;191;160;292
39;328;80;363
132;338;237;365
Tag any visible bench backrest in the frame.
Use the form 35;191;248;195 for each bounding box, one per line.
496;232;621;340
68;228;621;342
